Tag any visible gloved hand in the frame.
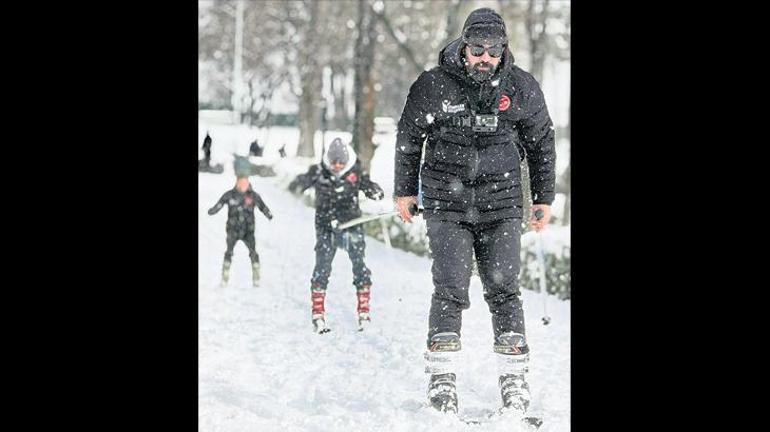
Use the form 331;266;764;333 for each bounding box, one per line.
366;185;385;201
395;196;418;222
529;204;551;232
288;180;299;194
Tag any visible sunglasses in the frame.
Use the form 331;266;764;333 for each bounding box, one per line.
467;44;505;58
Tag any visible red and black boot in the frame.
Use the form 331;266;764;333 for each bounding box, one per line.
311;286;330;334
356;285;371;331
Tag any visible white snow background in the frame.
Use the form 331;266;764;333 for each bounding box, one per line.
198;119;570;432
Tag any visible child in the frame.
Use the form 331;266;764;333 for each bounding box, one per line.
208;156;273;287
289;137;384;333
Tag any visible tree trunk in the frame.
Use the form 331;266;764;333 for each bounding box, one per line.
353;0;377;171
521;0;550;227
357;68;376;171
297;0;321;158
526;0;549;84
231;0;245;120
331;65;349;130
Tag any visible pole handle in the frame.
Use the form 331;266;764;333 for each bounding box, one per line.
408;203;422;216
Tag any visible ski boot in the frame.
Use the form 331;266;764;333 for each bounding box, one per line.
425;332;461;413
312;314;329;334
494;332;531;416
356;285;371;331
311;289;330;334
251;261;260;287
220;260;231;288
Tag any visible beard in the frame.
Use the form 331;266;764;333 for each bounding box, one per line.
465;61;498;83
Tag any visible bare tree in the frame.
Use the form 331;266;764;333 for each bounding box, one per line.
200;1;293;115
353;0;378;170
370;1;458;118
295;0;323;157
245;72;285;127
317;1;358;132
439;0;466;49
526;0;550;84
370;3;423;78
330;64;351;130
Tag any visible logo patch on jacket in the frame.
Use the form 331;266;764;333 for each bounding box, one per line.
346;172;358;184
442;100;466;113
498;94;511;111
244;196;254;207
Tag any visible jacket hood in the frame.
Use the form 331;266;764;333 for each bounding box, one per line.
321;141;357;178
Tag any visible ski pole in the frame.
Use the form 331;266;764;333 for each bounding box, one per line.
534;209;551;325
332;203;421;231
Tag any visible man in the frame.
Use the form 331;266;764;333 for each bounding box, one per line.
289;137;385;333
208;156;273;287
393;8;556;416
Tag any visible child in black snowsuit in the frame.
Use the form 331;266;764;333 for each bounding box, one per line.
208;160;273;287
288;137;384;333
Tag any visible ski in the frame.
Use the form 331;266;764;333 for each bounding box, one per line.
460;410;543;429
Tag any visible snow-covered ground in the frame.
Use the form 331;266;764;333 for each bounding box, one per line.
198;122;570;430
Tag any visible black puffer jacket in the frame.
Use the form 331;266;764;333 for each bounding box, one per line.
394;37;556;223
208;186;273;233
289;144;384;228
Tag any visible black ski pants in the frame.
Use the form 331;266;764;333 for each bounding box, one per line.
311;225;371;291
425;218;525;347
224;228;259;264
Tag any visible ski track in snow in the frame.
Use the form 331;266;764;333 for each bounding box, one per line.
199;169;570;432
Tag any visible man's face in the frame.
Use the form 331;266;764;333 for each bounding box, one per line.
464;42;503;82
330;160;346;173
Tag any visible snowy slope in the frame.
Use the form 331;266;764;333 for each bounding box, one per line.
199;167;570;431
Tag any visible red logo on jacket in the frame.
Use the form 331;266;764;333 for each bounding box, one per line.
499;94;511;111
346;172;358;184
244;196;253;207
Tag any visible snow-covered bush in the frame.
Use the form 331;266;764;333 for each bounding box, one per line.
519;247;571;299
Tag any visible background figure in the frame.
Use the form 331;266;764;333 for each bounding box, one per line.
249;139;263;157
208;159;273;287
201;131;212;166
